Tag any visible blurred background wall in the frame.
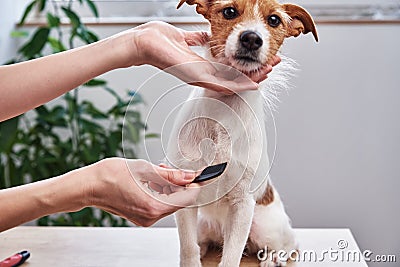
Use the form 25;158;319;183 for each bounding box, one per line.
1;1;399;266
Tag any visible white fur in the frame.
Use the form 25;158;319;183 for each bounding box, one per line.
166;7;298;267
225;20;270;73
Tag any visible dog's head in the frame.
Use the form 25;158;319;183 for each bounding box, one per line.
178;0;318;73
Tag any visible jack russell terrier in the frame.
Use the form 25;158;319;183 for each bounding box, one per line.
165;0;318;266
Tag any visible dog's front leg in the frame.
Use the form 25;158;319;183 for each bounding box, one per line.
219;196;255;267
176;207;201;267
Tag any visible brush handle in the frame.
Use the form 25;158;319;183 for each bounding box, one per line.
192;162;228;183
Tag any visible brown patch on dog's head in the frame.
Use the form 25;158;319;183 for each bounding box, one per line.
256;182;274;205
177;0;210;16
283;3;318;42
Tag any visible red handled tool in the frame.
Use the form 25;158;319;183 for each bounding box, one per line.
0;251;30;267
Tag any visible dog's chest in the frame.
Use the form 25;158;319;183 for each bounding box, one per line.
199;197;231;226
173;91;266;169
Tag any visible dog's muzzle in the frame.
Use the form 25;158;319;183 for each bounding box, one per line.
240;31;263;51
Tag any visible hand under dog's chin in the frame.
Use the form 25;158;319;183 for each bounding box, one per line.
219;55;264;75
232;60;263;74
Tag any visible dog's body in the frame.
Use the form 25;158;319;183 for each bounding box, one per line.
166;0;318;266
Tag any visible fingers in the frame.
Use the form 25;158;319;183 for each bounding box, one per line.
157;163;202;185
158;163;173;169
247;65;273;83
154;164;200;186
184;31;209;46
148;181;163;193
246;56;281;83
125;159;199;187
192;74;259;95
156;184;200;208
268;55;281;67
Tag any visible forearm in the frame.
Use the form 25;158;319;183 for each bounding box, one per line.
0;32;134;122
0;165;93;232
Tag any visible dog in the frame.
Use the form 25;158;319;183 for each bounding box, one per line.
165;0;318;266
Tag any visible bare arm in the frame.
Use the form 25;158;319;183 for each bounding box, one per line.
0;21;279;122
0;158;200;232
0;164;90;231
0;32;127;121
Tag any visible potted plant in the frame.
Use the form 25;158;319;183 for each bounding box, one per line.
0;0;155;227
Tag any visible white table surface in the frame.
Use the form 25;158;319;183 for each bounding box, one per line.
0;227;368;266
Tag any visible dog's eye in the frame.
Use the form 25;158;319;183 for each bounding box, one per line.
267;15;281;27
222;7;239;20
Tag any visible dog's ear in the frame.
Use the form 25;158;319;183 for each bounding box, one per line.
177;0;209;17
283;4;318;42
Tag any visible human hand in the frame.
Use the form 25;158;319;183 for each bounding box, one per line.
87;158;200;227
116;21;280;94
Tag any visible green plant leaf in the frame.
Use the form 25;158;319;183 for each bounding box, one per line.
104;87;124;105
19;0;36;25
8;158;19;187
0;116;20;153
145;133;160;139
75;26;98;44
85;79;106;87
18;27;50;58
107;131;121;155
81;101;108;119
46;12;60;28
85;0;99;18
37;106;68;127
10;30;29;38
124;121;140;144
3;59;17;65
48;37;66;53
65;93;77;122
36;0;47;11
35;105;49;116
86;30;99;42
61;7;81;28
81;146;99;163
125;110;141;121
0;163;4;189
129;91;144;104
4;0;151;228
50;106;66;118
80;118;103;133
70;208;93;226
38;216;49;226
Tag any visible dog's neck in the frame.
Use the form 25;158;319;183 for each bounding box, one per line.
201;43;260;99
201;42;296;113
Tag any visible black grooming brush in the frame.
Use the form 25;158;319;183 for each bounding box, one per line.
192;162;228;183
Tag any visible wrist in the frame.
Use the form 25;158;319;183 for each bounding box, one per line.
83;158;120;210
36;160;115;214
21;168;88;221
79;162;104;209
106;29;143;69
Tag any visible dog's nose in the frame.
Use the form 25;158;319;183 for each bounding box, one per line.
240;31;263;51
